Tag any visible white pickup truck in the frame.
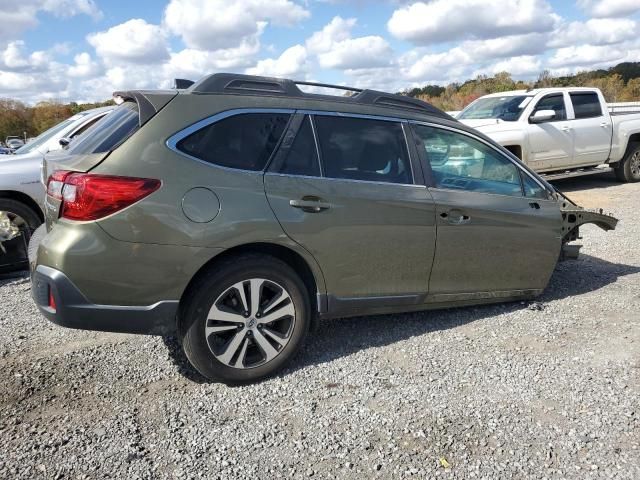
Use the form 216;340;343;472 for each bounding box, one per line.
457;87;640;182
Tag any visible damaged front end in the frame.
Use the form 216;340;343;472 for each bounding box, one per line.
557;192;618;260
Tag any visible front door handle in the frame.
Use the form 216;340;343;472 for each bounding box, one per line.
440;211;470;225
600;122;609;128
561;125;571;132
289;197;331;213
529;201;541;210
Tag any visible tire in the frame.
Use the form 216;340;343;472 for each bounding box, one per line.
614;143;640;183
181;254;311;385
0;198;42;273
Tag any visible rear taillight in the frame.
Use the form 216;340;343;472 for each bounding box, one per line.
46;171;160;221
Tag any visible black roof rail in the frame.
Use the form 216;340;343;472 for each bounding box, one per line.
188;73;447;118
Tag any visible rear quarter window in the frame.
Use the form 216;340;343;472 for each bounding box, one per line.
176;113;290;171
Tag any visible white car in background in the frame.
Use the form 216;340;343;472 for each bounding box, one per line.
457;88;640;182
0;106;114;272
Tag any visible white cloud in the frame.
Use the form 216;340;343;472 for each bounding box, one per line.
306;16;356;54
306;16;394;70
163;0;309;50
459;33;551;60
0;41;50;72
401;47;473;82
87;19;169;65
577;0;640;18
549;18;637;47
67;52;103;78
0;0;102;45
488;55;542;76
246;44;308;78
388;0;558;44
548;44;627;68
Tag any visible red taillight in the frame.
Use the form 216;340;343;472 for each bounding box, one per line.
46;171;160;221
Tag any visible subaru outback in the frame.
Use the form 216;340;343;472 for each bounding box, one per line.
30;73;618;384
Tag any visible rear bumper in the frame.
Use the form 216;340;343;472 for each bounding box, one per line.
31;265;178;335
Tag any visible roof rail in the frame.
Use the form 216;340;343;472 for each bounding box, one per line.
188;73;447;118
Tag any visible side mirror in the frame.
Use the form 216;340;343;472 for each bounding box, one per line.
530;109;556;123
59;137;71;147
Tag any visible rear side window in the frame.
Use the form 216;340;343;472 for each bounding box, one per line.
177;113;290;171
68;103;138;154
532;94;566;121
270;116;321;177
314;116;412;184
570;92;602;119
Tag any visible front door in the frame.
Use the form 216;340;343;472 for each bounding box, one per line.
411;123;562;302
525;93;574;171
264;114;437;310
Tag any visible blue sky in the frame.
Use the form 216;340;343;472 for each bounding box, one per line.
1;0;639;103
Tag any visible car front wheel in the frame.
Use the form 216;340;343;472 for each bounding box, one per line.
181;254;310;384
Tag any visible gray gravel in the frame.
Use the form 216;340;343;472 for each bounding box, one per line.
1;173;638;479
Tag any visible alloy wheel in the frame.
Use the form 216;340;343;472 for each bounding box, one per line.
205;278;296;369
631;151;640;178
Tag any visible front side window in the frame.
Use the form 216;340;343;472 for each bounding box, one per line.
177;113;290;171
413;125;522;197
570;92;602;119
521;172;549;199
532;94;566;121
314;116;412;184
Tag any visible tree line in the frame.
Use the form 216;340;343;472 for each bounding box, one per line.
404;62;640;111
0;99;113;144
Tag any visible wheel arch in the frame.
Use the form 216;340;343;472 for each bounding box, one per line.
0;190;44;222
178;242;326;333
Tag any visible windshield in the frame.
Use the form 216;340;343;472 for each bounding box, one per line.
13;116;81;155
67;102;139;155
458;95;532;121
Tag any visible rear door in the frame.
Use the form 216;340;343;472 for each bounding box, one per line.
525;93;574;171
568;91;612;167
411;123;562;302
264;113;437;311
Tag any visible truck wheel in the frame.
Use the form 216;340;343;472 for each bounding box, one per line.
0;199;42;273
615;144;640;183
181;254;310;384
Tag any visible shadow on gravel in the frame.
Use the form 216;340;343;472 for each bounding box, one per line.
163;253;640;382
549;172;619;193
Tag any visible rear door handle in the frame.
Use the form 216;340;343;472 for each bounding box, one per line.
289;198;331;213
561;125;571;132
440;211;470;225
529;202;540;210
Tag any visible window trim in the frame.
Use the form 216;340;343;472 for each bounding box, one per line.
569;91;603;120
528;93;568;124
166;108;295;173
410;121;552;199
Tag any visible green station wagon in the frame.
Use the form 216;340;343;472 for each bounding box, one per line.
30;74;617;384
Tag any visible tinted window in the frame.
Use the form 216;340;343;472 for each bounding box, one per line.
272;116;320;177
177;113;290;171
314;116;412;184
68;103;137;154
570;92;602;119
521;172;549;199
413;125;522;197
532;94;566;121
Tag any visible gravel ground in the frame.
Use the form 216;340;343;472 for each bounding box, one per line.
0;173;638;479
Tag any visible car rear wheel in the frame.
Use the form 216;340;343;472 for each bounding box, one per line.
181;254;310;384
0;199;41;273
615;143;640;183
